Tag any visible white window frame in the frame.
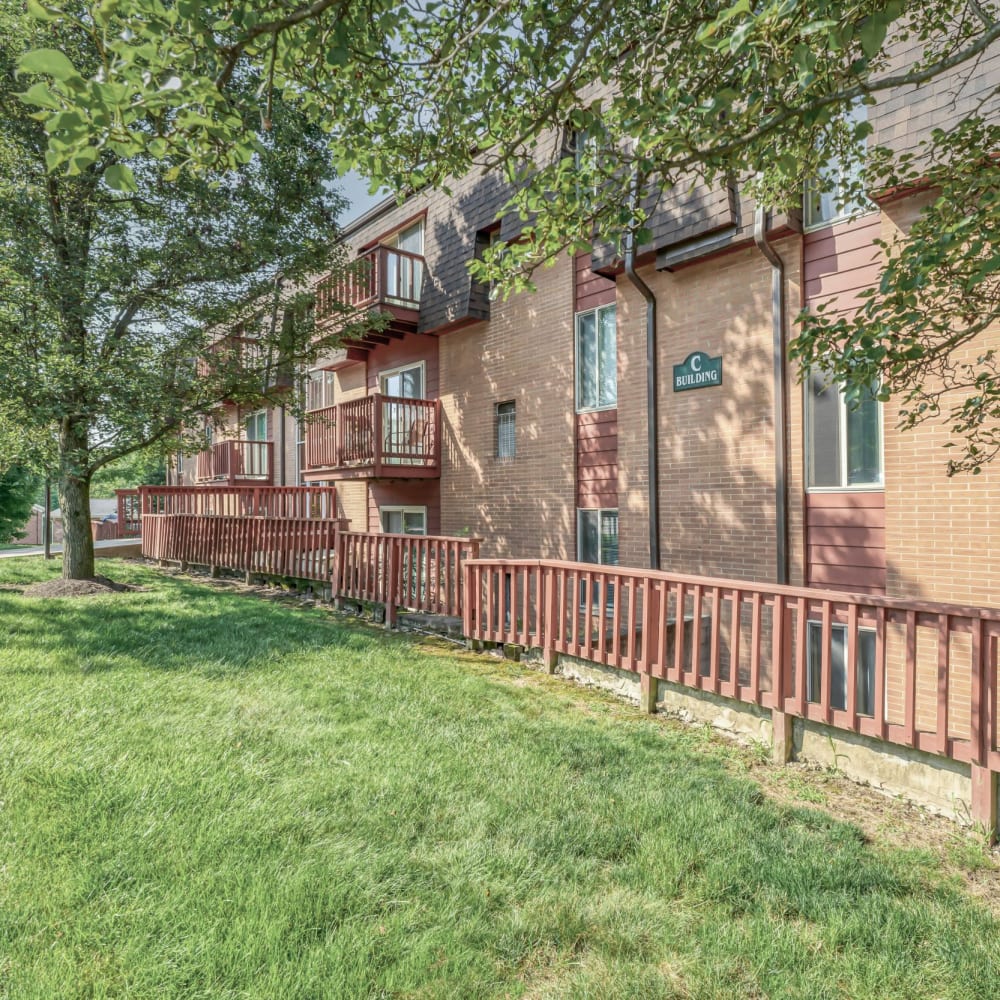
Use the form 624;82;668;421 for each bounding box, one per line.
380;505;427;536
495;400;516;460
803;100;877;231
804;373;884;493
575;304;617;413
245;409;268;441
385;219;424;255
306;369;336;411
295;416;307;485
378;360;426;400
806;621;879;717
576;508;619;566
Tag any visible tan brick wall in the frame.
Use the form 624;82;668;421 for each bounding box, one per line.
439;255;577;559
878;195;1000;609
617;238;804;584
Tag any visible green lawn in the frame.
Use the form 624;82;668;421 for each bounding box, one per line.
1;558;998;999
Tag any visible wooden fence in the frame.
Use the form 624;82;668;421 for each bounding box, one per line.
463;559;1000;832
141;486;342;582
337;531;481;625
140;487;478;618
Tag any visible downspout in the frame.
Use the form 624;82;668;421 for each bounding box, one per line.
279;404;287;486
623;171;660;570
753;206;789;585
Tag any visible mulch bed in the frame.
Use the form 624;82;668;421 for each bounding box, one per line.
21;576;144;598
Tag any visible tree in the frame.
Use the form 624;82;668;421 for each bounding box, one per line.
17;2;1000;473
90;449;166;498
0;466;40;544
0;2;373;580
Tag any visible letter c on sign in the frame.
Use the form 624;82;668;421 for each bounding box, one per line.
691;354;702;372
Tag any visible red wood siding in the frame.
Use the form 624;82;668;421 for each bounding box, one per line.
365;335;439;398
576;409;618;508
368;481;441;535
805;492;886;594
803;214;882;318
574;252;616;313
803;214;886;592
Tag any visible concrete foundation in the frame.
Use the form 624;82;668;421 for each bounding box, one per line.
545;651;987;827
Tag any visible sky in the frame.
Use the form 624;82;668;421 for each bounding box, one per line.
336;170;389;225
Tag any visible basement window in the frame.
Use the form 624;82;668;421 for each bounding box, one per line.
806;622;876;715
495;401;516;460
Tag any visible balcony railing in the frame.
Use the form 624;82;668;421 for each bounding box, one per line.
315;244;424;321
195;440;273;486
306;394;440;478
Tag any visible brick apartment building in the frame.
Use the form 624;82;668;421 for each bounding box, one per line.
172;41;1000;625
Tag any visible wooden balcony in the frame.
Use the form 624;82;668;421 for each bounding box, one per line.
305;394;440;480
314;245;424;360
195;440;274;486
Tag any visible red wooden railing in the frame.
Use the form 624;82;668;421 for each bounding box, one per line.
143;514;340;582
140;486;341;582
116;489;141;537
141;485;337;518
138;487;475;619
463;560;1000;778
315;244;424;319
195;440;273;485
337;531;481;623
306;395;440;475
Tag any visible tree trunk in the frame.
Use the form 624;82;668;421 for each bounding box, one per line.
59;417;96;580
59;474;95;580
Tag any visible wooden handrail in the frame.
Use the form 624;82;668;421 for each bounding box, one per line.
305;395;440;473
462;558;1000;780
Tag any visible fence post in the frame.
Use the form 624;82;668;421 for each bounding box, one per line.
385;537;398;630
972;765;998;844
463;561;475;648
542;565;557;673
332;519;349;610
971;626;998;843
770;595;795;764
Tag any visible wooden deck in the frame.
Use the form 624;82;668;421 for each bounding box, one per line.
314;245;423;360
195;440;274;486
305;394;440;480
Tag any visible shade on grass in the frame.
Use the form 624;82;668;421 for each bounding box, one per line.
0;558;998;999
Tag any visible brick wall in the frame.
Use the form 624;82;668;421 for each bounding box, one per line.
439;254;577;559
617;237;804;583
879;194;1000;608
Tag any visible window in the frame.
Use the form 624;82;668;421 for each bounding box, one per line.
381;506;427;535
496;401;516;459
576;304;617;411
245;410;267;441
804;100;873;229
806;371;882;489
577;509;619;565
306;369;335;411
296;418;306;485
806;622;876;716
385;220;424;303
380;362;424;400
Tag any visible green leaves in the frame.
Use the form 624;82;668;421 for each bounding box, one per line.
17;48;78;81
103;163;137;191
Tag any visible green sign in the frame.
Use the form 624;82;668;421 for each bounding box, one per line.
673;351;722;392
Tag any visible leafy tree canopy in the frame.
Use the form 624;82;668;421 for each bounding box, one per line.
0;1;375;577
16;1;1000;474
90;449;166;498
0;466;41;544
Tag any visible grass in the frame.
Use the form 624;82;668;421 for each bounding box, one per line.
1;558;998;999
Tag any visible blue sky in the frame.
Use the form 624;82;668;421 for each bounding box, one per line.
337;171;389;225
